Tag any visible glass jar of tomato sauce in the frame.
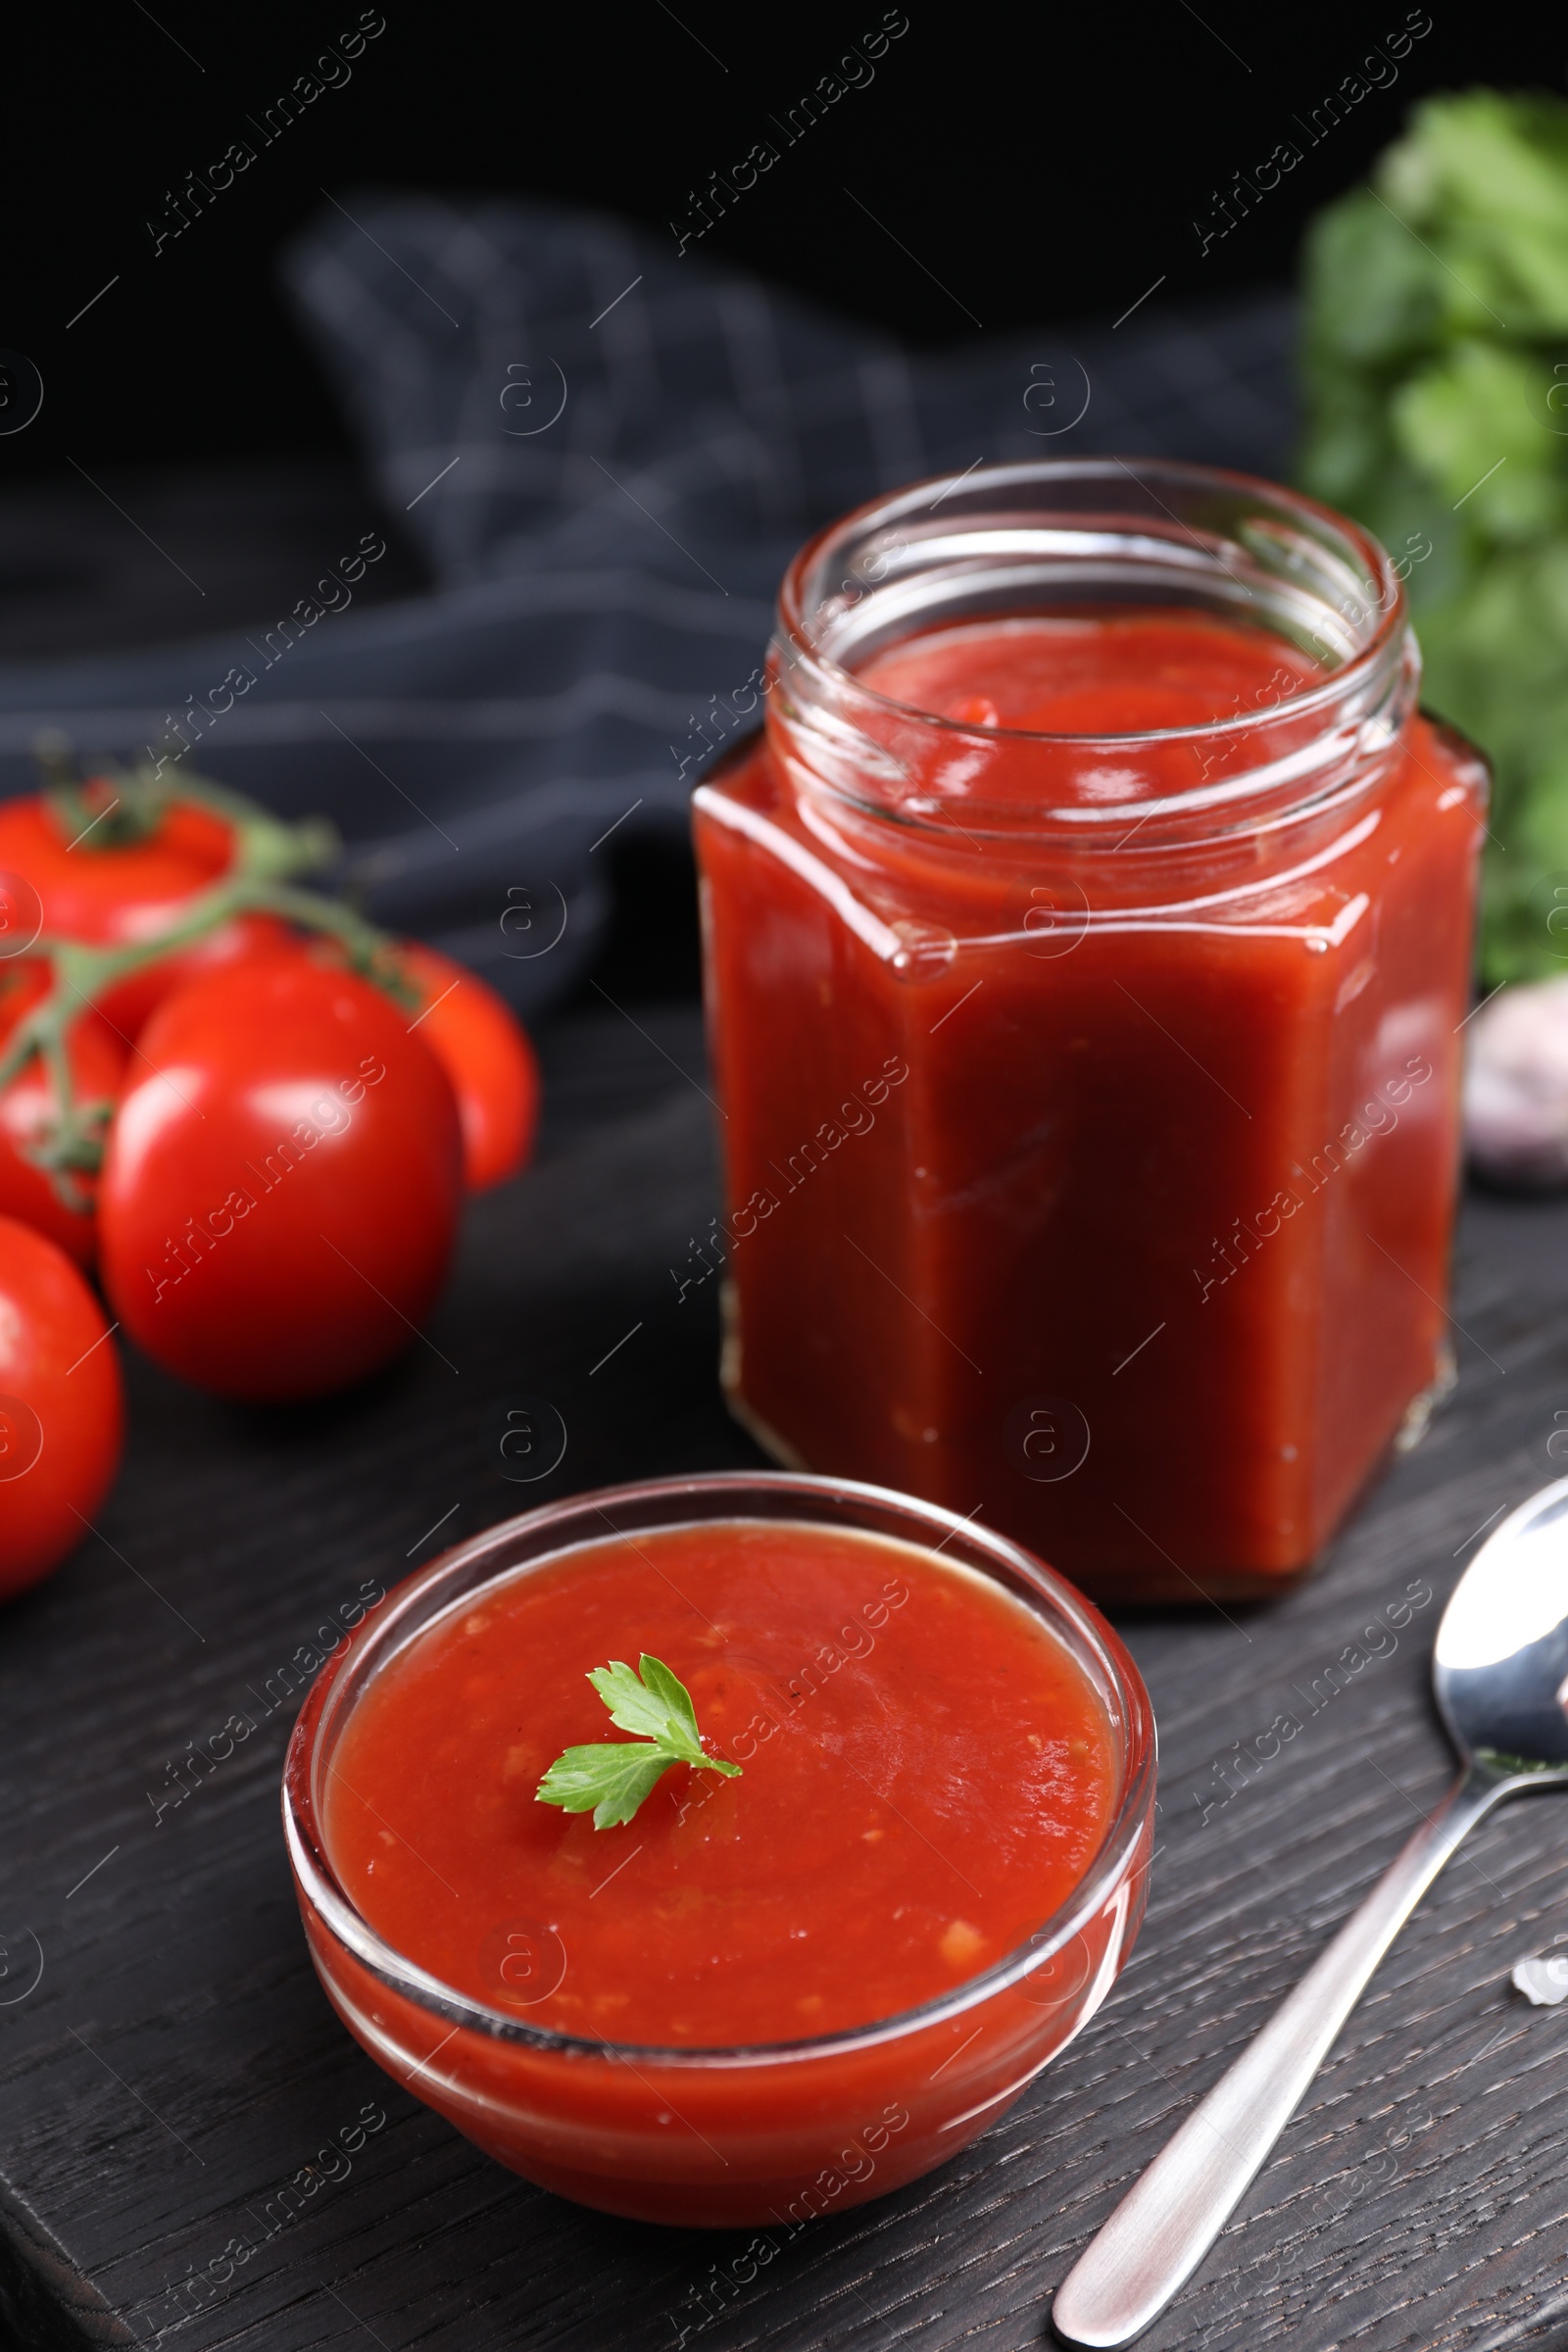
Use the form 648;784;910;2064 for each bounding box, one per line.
693;460;1487;1603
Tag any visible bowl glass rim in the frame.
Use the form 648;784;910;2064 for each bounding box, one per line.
283;1470;1157;2070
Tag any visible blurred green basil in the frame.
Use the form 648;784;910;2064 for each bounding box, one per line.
1298;89;1568;980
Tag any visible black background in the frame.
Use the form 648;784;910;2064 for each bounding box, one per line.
4;1;1565;484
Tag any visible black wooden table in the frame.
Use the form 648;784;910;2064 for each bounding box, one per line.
3;998;1567;2352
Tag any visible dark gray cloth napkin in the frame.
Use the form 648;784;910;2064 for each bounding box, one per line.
0;197;1296;1011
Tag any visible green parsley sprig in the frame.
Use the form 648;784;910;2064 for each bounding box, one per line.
536;1654;742;1831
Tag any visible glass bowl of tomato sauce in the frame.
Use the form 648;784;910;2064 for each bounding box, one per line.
283;1471;1155;2228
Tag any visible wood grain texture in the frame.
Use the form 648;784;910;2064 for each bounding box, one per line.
3;1004;1567;2352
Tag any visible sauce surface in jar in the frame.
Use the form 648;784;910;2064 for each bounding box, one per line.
323;1518;1118;2044
694;536;1486;1600
862;608;1322;740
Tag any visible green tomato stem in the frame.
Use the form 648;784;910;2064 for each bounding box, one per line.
0;762;417;1204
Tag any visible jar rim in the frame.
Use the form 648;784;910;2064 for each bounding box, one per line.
774;455;1408;751
283;1469;1156;2072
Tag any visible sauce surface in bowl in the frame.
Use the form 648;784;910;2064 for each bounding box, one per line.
323;1518;1117;2045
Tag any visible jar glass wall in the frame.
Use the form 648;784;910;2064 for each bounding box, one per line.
692;460;1487;1601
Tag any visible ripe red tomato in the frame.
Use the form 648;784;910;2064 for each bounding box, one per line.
98;954;464;1400
0;965;127;1265
0;789;284;1039
396;942;540;1191
0;1214;124;1598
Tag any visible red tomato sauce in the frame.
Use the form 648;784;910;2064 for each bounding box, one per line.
862;610;1323;745
324;1520;1117;2045
694;610;1483;1598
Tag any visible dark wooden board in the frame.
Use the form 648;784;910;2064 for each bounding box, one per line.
4;1001;1568;2352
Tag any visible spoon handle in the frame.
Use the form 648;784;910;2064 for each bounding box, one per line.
1052;1757;1507;2348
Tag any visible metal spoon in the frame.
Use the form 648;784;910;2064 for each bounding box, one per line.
1053;1475;1568;2349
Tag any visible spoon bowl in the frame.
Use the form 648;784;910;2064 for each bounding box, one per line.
1436;1480;1568;1771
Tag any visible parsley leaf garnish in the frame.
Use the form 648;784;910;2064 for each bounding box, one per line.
535;1653;742;1831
